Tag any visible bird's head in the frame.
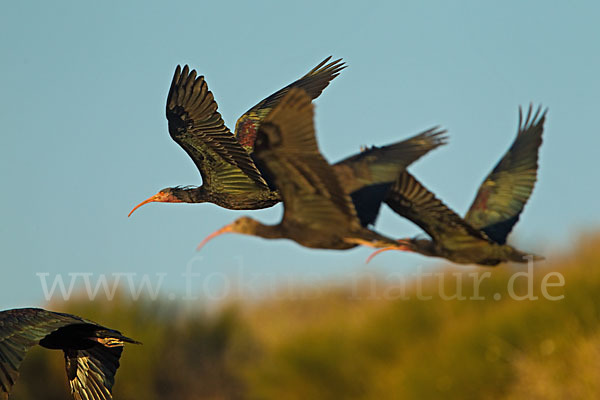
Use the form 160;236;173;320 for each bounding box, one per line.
227;216;261;232
196;217;260;251
128;186;198;217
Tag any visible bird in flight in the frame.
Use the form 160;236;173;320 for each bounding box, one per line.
197;88;412;252
0;308;139;400
129;58;447;229
368;105;547;265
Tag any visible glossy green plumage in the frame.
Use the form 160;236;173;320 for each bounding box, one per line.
157;62;447;222
464;105;546;243
384;106;546;265
235;56;346;152
0;308;137;400
167;65;269;195
257;92;360;232
245;88;402;250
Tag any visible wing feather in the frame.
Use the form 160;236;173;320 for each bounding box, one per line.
167;65;269;193
333;128;448;226
254;88;360;230
0;308;135;400
385;172;490;245
0;308;87;398
464;105;546;243
65;345;122;400
235;57;345;151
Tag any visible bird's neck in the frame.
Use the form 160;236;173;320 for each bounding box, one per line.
412;238;437;257
174;187;209;203
251;222;284;240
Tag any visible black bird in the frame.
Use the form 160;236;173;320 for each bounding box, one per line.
129;58;446;228
198;88;409;252
368;105;547;265
129;57;346;213
0;308;139;400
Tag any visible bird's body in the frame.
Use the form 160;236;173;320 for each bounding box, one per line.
157;185;281;210
129;57;345;215
201;216;400;251
197;88;406;253
129;58;447;227
0;308;138;400
369;105;547;265
402;236;538;266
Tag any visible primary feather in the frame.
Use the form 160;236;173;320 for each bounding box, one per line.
0;308;138;400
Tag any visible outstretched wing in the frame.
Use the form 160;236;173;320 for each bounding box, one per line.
333;128;448;226
334;128;448;192
254;88;360;230
167;65;269;193
385;172;490;245
0;308;86;398
65;345;123;400
235;57;346;152
464;105;547;243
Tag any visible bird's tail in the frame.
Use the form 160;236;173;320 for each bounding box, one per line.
510;250;545;264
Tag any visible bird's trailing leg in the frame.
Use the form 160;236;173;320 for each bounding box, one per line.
365;239;413;264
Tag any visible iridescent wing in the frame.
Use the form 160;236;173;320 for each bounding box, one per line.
0;308;85;398
0;308;134;400
464;105;546;243
235;57;345;152
65;345;123;400
254;88;360;230
386;171;490;246
167;65;269;194
333;128;447;226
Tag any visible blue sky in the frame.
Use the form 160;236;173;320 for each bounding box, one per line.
1;1;598;308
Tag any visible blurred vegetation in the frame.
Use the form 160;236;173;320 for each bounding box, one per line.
10;233;600;399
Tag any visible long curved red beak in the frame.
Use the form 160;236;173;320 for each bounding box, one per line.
365;239;413;264
128;192;181;217
196;224;235;251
